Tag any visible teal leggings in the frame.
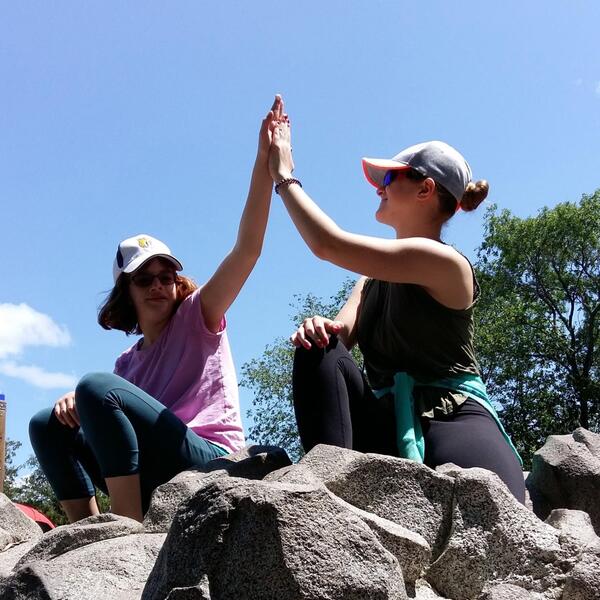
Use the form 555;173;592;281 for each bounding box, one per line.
29;372;227;513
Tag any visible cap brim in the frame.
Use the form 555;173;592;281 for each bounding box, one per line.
362;158;410;188
123;253;184;275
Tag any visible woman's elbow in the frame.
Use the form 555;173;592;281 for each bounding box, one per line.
309;235;338;262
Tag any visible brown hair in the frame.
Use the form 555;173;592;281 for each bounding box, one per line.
98;269;198;335
406;169;488;218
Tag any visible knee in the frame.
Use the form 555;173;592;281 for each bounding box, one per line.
29;407;55;447
75;372;119;414
293;334;344;367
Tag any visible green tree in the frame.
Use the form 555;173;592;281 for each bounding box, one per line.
474;191;600;466
241;279;361;461
3;439;23;498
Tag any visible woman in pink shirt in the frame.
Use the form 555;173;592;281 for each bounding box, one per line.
29;97;285;523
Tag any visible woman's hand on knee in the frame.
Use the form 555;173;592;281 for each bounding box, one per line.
54;391;80;428
291;316;344;349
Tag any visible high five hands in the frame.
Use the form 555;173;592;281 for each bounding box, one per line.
264;95;342;350
267;96;294;182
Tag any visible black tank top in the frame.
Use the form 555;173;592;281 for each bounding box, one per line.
356;270;481;418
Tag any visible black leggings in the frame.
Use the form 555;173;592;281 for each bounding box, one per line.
293;337;526;503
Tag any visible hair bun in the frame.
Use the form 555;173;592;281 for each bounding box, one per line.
460;180;489;212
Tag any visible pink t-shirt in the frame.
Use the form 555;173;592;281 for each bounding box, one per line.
113;288;245;453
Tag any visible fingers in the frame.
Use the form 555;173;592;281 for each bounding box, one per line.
270;94;283;122
67;394;80;426
290;331;307;349
270;94;280;113
290;317;344;349
54;394;79;428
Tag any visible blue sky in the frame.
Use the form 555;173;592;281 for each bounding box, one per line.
2;2;600;466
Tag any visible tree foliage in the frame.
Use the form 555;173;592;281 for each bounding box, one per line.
474;191;600;466
241;279;361;461
3;439;23;499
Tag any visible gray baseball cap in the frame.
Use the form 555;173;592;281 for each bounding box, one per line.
362;141;472;202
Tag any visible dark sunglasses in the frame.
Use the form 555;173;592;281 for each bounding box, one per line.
130;271;176;288
383;170;404;187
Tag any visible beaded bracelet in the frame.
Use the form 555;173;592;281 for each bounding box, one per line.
275;178;302;195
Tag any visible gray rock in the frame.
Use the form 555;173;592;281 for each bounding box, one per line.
0;540;37;578
561;548;600;599
545;509;600;550
266;461;431;584
16;512;144;568
0;533;166;599
299;445;454;558
165;579;211;600
411;578;451;599
527;428;600;534
144;469;229;533
143;445;291;534
426;467;570;599
205;444;292;479
479;583;537;599
264;463;322;486
0;495;43;550
143;477;406;600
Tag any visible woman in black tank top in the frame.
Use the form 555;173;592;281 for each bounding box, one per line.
266;103;525;503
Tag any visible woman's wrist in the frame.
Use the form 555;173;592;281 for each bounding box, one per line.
274;177;302;195
275;170;293;182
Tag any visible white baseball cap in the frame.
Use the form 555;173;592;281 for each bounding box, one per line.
113;234;183;283
362;141;472;202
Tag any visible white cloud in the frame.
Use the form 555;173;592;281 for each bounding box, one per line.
0;361;77;390
0;303;71;359
0;304;76;389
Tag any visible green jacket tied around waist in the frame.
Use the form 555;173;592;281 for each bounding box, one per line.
373;372;522;466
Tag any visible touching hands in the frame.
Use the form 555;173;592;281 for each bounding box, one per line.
291;316;344;349
268;103;294;182
257;95;285;161
54;391;80;428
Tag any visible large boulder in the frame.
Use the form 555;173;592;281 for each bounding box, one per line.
527;428;600;533
561;547;600;600
425;467;572;599
266;462;431;584
298;445;454;558
144;469;229;533
545;509;600;551
16;512;144;568
144;445;292;533
0;540;38;579
0;532;166;599
143;477;406;600
0;494;43;551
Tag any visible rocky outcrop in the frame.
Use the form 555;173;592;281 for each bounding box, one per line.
143;478;406;600
1;434;600;600
526;428;600;534
0;494;43;551
1;532;166;600
144;445;292;533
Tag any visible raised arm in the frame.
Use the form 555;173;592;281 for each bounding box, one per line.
200;96;283;332
269;119;473;310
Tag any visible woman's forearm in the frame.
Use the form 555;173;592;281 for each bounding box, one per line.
232;155;273;261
